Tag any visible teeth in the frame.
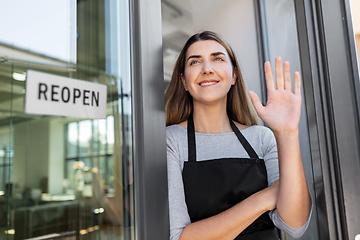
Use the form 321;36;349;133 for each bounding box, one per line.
200;81;217;86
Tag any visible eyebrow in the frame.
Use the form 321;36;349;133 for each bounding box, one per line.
186;52;226;62
211;52;226;57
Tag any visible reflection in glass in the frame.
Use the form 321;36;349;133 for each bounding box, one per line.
0;0;134;239
79;120;92;156
67;122;78;158
98;119;107;154
258;1;318;239
65;117;116;196
107;116;115;154
0;0;77;63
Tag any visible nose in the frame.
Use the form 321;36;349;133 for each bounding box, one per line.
201;60;214;75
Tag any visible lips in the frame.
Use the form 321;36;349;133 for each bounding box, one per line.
199;80;219;87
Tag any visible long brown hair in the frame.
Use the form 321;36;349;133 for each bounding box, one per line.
165;31;259;126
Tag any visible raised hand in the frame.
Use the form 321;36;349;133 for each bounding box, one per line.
248;57;301;134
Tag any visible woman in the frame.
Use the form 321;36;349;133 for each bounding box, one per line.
165;31;312;240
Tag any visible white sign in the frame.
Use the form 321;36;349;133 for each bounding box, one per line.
25;70;107;119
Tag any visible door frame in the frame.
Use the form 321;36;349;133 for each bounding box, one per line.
295;0;360;239
130;0;169;240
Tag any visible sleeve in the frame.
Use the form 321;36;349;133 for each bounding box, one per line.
167;129;191;240
269;208;313;239
261;127;279;187
261;127;312;238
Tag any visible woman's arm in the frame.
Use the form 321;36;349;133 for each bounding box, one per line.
274;130;311;228
179;181;279;240
248;57;312;228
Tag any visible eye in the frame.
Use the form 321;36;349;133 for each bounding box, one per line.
189;59;199;65
214;56;224;62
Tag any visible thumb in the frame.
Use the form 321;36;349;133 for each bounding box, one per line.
248;90;264;115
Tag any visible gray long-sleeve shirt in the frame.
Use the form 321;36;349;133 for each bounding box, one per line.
167;124;311;240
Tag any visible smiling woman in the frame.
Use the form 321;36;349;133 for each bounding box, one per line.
165;31;312;240
165;31;259;128
180;41;236;109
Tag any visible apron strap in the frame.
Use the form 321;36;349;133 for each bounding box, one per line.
229;119;260;159
187;114;260;161
187;113;196;162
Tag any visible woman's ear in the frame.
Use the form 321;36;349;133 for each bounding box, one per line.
181;73;188;91
232;69;237;85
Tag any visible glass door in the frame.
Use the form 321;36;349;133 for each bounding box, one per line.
0;0;135;239
256;1;318;239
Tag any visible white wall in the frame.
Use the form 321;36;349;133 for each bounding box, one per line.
12;118;65;195
48;119;65;195
13;119;50;191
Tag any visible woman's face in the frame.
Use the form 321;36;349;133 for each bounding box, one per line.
182;40;236;106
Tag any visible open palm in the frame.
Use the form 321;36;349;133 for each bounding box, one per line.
248;57;302;133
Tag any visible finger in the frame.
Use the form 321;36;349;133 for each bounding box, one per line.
294;71;301;96
275;56;284;89
284;61;291;91
264;61;275;92
248;90;264;116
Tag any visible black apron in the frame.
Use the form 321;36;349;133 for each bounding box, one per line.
182;114;278;240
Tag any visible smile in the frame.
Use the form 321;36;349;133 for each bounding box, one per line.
199;81;219;87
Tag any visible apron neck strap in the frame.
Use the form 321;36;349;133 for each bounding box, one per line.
187;113;197;162
229;119;260;159
187;114;260;162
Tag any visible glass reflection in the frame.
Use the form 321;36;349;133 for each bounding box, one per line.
79;120;92;156
258;1;318;239
67;122;78;158
65;117;116;198
0;0;133;239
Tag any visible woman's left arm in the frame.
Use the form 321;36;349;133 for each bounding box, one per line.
248;56;312;228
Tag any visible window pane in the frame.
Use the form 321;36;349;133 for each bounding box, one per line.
79;120;92;156
107;116;114;154
66;160;76;194
259;1;319;238
82;157;92;169
99;156;107;188
98;119;107;154
92;120;99;154
107;155;114;191
0;0;134;238
0;148;4;164
67;122;78;158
